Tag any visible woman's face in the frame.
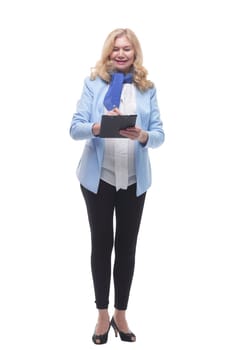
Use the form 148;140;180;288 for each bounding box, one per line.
109;35;135;73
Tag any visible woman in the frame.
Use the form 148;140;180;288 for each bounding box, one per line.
70;28;164;344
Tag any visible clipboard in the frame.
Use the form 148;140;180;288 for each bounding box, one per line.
99;114;137;138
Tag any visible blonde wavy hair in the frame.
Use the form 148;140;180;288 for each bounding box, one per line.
90;28;154;91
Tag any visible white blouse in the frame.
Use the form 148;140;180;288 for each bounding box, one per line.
100;84;137;191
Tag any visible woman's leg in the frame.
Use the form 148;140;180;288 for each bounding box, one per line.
113;184;146;310
80;180;116;310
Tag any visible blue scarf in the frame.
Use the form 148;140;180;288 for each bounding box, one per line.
103;72;133;111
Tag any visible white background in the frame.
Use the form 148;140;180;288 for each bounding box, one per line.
0;0;233;349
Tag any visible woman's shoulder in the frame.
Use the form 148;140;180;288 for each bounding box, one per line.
83;75;107;88
136;84;157;96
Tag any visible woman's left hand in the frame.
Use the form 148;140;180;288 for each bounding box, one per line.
119;127;148;144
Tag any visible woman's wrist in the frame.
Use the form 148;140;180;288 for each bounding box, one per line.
138;130;148;144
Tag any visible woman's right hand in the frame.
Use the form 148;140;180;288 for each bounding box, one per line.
106;107;121;116
92;123;101;136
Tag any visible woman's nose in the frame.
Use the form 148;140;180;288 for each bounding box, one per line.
118;49;124;57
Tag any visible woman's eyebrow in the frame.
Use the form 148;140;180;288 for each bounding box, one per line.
113;45;132;49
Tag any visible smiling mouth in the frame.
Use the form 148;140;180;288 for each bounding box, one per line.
115;60;127;63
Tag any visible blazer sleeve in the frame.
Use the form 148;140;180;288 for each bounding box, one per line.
69;78;96;140
143;88;165;149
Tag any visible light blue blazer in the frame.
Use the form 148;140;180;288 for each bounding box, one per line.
70;77;165;196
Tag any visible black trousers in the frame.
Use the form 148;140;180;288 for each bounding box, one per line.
81;180;146;310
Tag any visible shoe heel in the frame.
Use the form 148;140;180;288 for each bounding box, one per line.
110;318;118;337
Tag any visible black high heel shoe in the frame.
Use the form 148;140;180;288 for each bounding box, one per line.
110;317;136;342
92;324;111;345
